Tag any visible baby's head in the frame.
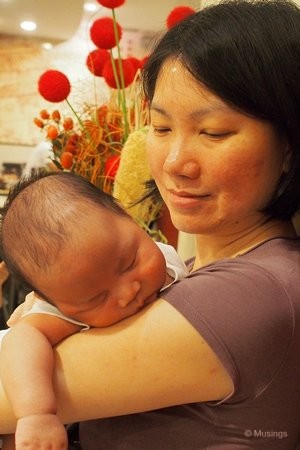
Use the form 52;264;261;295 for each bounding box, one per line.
0;171;166;326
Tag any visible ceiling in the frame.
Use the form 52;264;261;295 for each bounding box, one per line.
0;0;84;41
0;0;299;43
0;0;202;42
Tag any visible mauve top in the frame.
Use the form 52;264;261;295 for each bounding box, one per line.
79;237;300;449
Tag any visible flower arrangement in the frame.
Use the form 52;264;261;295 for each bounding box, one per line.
33;1;196;238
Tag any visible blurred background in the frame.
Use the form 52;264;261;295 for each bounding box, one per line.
0;0;211;161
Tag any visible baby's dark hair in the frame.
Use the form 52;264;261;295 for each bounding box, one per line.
0;170;127;292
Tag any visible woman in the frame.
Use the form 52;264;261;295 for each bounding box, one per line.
0;0;300;448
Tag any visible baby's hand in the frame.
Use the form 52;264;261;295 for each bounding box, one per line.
15;413;68;450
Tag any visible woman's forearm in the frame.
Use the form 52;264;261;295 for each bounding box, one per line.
0;300;232;433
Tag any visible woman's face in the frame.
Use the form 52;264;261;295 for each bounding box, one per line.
147;59;288;236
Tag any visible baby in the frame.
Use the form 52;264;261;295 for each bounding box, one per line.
0;171;188;450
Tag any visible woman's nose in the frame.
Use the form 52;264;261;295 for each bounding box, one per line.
163;141;200;178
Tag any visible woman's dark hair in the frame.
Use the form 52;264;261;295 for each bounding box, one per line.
0;170;127;292
142;0;300;219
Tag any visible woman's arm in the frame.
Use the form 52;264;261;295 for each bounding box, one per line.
0;299;233;433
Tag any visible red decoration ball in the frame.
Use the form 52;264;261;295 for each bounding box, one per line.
86;49;110;76
104;155;120;179
90;17;122;49
126;57;142;76
96;0;125;8
140;55;149;68
38;70;71;103
166;6;196;29
102;58;135;89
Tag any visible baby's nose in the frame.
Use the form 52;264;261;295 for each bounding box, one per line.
117;281;141;307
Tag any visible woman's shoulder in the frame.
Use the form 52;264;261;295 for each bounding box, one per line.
161;238;300;402
183;236;300;295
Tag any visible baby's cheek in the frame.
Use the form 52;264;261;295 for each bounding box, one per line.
144;256;162;282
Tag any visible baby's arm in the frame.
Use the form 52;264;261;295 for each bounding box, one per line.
0;313;81;450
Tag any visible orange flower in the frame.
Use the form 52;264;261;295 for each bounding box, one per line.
52;110;61;121
60;152;74;169
46;125;59;140
39;109;50;120
33;117;44;128
63;117;74;131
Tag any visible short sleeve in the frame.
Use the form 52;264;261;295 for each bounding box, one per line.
24;297;90;330
162;259;294;402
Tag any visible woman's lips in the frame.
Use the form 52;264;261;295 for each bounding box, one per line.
168;190;211;209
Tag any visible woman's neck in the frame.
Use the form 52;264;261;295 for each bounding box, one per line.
193;219;297;270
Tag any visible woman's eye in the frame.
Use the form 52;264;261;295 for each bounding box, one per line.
152;126;171;135
201;130;231;139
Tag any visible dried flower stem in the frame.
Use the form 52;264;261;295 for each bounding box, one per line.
111;8;129;141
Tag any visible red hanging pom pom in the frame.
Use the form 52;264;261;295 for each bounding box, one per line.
102;58;135;89
38;70;71;103
96;0;125;8
86;49;110;76
166;6;196;29
90;17;122;49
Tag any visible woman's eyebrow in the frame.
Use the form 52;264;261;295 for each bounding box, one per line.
150;102;230;120
150;104;170;118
